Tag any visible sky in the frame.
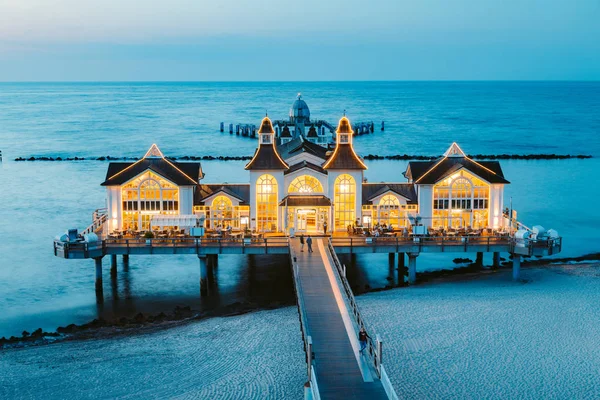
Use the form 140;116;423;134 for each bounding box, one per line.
0;0;599;81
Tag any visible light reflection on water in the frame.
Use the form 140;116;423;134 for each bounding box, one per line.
0;158;597;338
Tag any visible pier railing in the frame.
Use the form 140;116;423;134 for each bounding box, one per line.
327;239;399;399
81;208;107;236
326;240;381;374
289;243;320;399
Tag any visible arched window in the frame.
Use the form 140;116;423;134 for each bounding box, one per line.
334;174;355;230
121;172;179;230
432;171;489;228
288;175;323;194
378;194;400;227
256;174;278;232
211;195;233;226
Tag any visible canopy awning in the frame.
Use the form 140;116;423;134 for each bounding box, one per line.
151;214;198;227
279;195;331;207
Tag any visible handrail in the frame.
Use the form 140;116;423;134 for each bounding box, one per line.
326;239;382;375
81;208;108;236
289;241;319;398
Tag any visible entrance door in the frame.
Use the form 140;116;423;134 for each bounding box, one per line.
296;209;317;233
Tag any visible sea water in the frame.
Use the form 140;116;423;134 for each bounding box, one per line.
0;82;598;337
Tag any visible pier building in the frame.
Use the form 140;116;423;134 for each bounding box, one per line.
100;115;509;235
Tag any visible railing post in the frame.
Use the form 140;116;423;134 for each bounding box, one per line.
307;336;313;381
376;334;383;376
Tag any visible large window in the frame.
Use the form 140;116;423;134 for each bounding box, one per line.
121;172;179;230
377;195;401;227
211;195;233;227
288;175;323;194
334;174;355;230
256;174;278;232
432;171;489;228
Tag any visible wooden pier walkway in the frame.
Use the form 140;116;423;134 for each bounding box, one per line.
291;238;388;399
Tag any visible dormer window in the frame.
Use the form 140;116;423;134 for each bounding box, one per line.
262;134;271;144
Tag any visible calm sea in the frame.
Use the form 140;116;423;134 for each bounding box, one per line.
0;82;599;338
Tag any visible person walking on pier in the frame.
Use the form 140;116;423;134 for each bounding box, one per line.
359;327;370;354
300;234;305;252
323;221;328;235
306;235;313;253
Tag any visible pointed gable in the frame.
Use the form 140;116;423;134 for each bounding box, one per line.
101;145;201;186
407;143;510;184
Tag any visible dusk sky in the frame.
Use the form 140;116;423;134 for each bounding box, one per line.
1;0;599;81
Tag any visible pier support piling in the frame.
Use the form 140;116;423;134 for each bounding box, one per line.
493;252;500;269
199;255;208;296
94;257;104;302
397;252;405;268
512;255;521;281
476;252;484;267
388;253;395;263
110;254;117;274
408;254;418;284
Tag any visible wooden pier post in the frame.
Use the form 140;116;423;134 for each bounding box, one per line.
229;123;233;134
512;255;521;281
408;253;418;284
122;254;129;266
94;257;104;302
199;255;208;296
110;254;117;274
475;252;484;267
220;122;224;132
492;252;500;269
397;252;405;268
388;253;395;263
381;121;385;131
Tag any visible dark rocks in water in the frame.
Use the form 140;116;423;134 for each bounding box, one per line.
453;258;473;264
57;324;78;334
22;330;30;337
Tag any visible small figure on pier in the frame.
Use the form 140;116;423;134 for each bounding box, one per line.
359;326;370;354
300;234;305;252
306;235;313;253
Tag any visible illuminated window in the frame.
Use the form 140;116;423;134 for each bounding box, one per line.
256;174;278;232
121;172;179;230
334;174;355;230
377;195;401;227
211;195;233;227
288;175;323;194
432;171;489;228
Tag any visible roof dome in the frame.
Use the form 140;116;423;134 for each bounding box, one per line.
336;116;353;134
258;116;275;134
290;93;310;124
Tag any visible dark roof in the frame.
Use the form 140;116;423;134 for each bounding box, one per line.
101;158;201;186
307;125;318;137
406;157;510;184
323;144;367;170
245;144;288;170
195;184;250;205
279;195;331;207
277;137;328;161
362;183;418;205
280;125;292;138
284;160;327;175
258;117;275;134
337;117;353;134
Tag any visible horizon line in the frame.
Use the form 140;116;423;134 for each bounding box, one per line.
1;79;599;84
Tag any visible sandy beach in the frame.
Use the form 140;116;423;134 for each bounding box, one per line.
2;264;600;399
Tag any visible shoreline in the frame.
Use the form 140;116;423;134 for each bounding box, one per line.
2;253;599;351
